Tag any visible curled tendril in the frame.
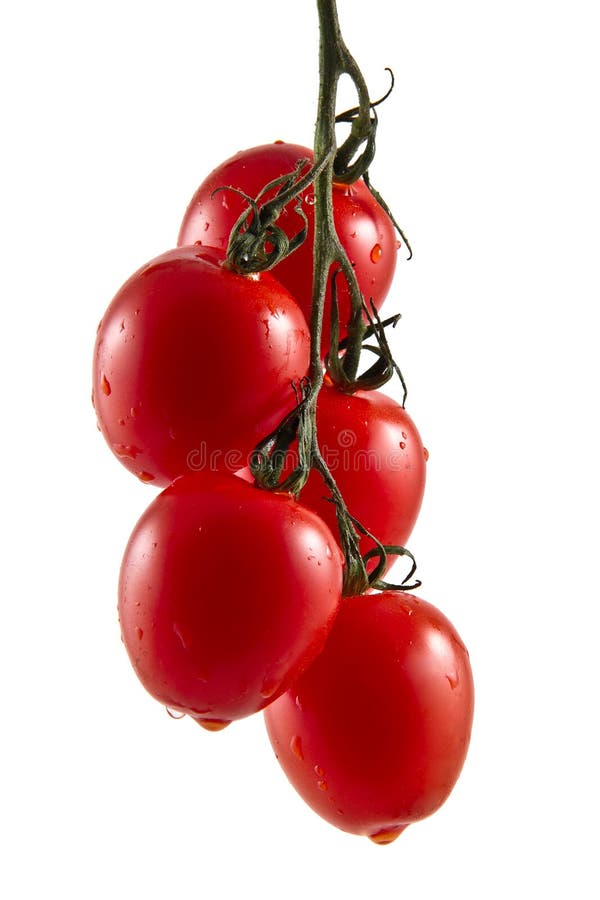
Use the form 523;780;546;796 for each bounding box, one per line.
332;68;395;184
222;152;333;275
250;378;313;495
325;271;408;404
335;67;396;125
362;543;421;592
332;67;413;259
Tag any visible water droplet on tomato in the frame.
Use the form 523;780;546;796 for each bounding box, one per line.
100;374;111;396
260;676;279;699
290;735;304;760
370;243;382;263
295;695;303;711
118;418;126;427
314;765;324;777
136;627;143;640
350;231;357;238
395;240;402;250
119;319;125;332
325;544;333;559
113;443;142;459
369;825;407;845
399;441;406;450
166;707;186;720
130;407;138;418
423;447;430;461
318;780;328;792
446;671;459;689
304;192;315;206
195;718;230;732
203;222;210;231
138;471;155;483
402;431;408;440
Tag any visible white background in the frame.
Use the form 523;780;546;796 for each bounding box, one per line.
2;1;599;897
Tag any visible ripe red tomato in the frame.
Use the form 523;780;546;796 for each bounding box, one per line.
177;141;398;355
264;590;474;842
239;383;426;569
118;472;343;728
92;245;310;486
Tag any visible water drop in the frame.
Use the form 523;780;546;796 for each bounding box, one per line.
304;192;315;206
395;240;402;250
166;707;186;720
325;544;333;559
399;441;406;450
402;431;408;440
290;735;304;760
318;780;328;792
119;319;125;333
196;718;230;732
423;447;430;461
203;221;210;231
138;471;155;483
136;627;143;640
100;374;111;396
130;407;138;418
314;765;324;777
446;672;459;689
260;676;279;699
370;243;382;264
118;418;126;427
113;443;142;459
369;825;407;845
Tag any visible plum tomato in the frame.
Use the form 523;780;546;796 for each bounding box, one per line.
92;245;310;486
264;590;474;842
118;472;343;729
238;383;426;571
177;141;398;355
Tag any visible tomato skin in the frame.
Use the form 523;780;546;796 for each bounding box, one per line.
238;384;426;566
177;142;398;355
118;472;343;725
264;591;474;841
92;245;309;486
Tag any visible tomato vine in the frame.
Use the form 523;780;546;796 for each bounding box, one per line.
247;0;417;596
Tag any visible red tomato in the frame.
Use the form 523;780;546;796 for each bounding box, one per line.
92;245;309;486
118;472;343;728
264;590;474;842
239;383;427;570
177;142;398;355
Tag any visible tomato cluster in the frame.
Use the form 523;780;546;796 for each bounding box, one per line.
93;141;473;844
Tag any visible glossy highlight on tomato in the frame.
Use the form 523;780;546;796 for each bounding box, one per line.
92;245;310;486
118;472;343;727
177;141;398;355
264;590;474;842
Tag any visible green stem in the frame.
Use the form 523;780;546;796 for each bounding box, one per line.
306;0;373;594
251;0;400;595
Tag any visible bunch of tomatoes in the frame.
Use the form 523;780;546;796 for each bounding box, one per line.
92;140;474;845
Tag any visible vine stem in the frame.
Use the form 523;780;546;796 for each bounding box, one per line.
250;0;400;595
304;0;377;595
